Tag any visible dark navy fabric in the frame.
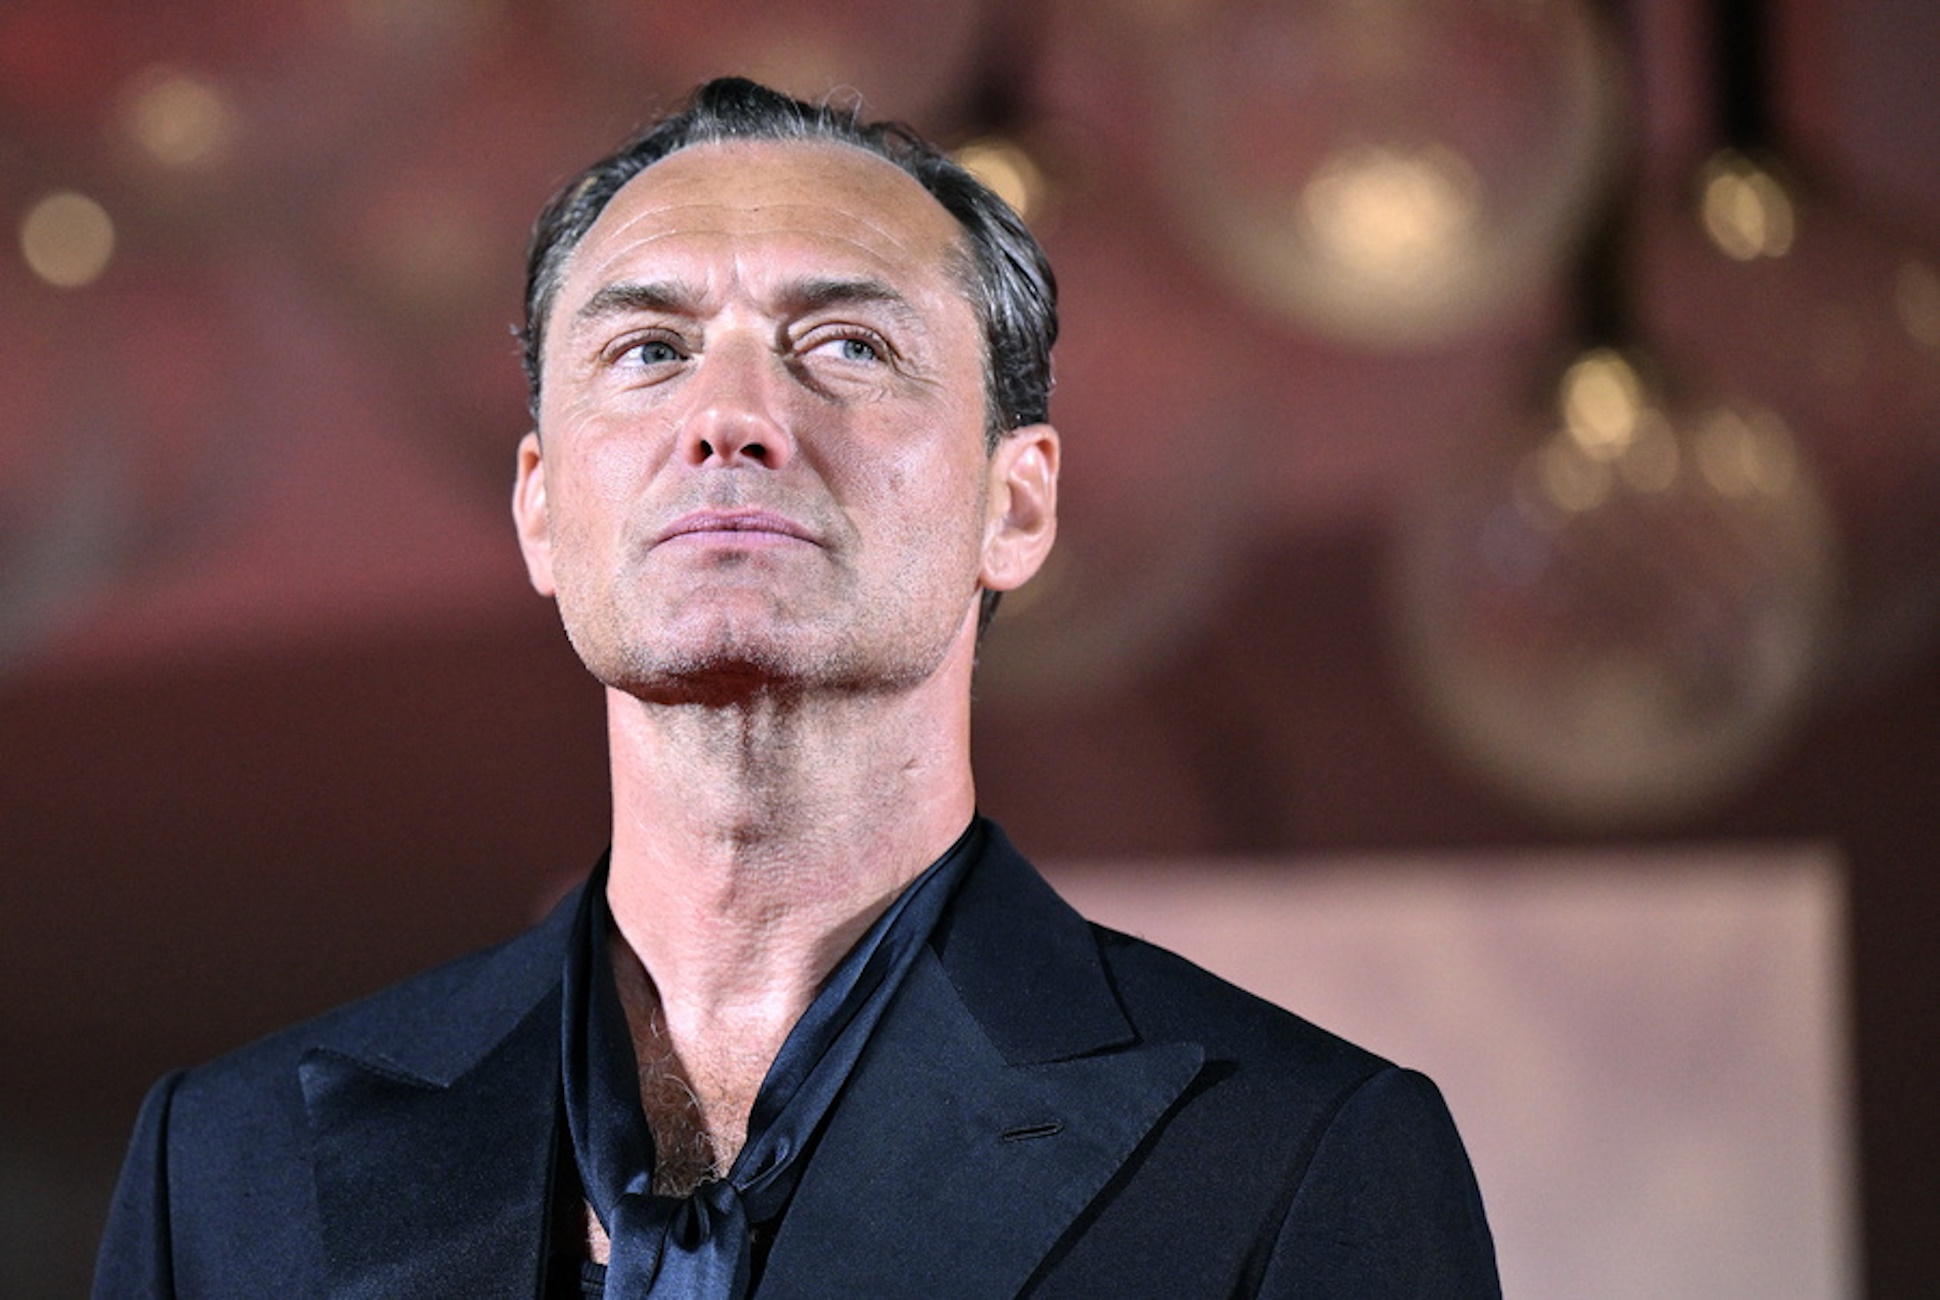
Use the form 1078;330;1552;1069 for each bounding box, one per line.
562;827;974;1297
93;821;1500;1298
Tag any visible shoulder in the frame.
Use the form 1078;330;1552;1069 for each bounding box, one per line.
1088;921;1489;1214
950;823;1415;1158
960;839;1499;1293
1083;918;1414;1173
958;822;1391;1091
94;891;582;1296
168;883;579;1117
1089;919;1386;1074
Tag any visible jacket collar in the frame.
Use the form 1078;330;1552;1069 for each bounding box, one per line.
761;824;1205;1296
296;828;1208;1299
298;886;580;1299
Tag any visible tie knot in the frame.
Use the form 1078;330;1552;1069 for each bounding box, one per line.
607;1185;751;1296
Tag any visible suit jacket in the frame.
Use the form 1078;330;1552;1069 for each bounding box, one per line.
94;825;1498;1297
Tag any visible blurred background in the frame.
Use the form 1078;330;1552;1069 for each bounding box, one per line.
1;0;1934;1293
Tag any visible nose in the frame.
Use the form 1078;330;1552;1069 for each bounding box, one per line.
675;334;795;470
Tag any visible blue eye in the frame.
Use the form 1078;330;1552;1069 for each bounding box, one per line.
809;333;885;365
629;339;683;366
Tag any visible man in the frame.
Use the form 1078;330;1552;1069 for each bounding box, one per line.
95;79;1498;1297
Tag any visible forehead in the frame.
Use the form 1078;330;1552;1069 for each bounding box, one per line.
561;139;971;300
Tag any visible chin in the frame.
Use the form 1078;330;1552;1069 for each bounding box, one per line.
560;593;973;705
601;635;961;709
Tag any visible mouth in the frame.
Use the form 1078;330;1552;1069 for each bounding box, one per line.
654;509;820;548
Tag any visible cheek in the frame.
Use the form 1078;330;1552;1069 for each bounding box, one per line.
578;436;663;506
836;442;977;538
889;454;992;573
541;407;666;518
539;452;650;590
540;375;668;501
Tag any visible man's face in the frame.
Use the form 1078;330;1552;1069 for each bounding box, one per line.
514;139;1055;704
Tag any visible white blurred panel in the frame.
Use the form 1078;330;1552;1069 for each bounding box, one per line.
1043;845;1854;1300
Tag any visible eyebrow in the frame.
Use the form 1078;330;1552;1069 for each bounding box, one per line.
571;280;702;330
778;276;921;325
569;276;926;333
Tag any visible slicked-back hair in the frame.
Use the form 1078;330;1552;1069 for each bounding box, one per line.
519;77;1057;453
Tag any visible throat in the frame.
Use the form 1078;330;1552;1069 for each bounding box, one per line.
612;948;775;1198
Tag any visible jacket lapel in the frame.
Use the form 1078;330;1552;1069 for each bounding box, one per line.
761;830;1205;1297
299;891;579;1300
294;832;1201;1297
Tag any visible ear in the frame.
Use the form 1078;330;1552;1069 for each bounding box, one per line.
980;423;1059;593
511;431;557;597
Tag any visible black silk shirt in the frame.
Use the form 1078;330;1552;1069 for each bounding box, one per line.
549;822;981;1298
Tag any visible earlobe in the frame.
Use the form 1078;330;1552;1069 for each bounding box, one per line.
512;431;557;597
981;423;1059;593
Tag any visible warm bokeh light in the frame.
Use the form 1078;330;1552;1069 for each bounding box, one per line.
953;136;1047;224
1390;350;1839;828
1532;434;1612;513
1560;347;1646;458
119;66;238;170
1699;150;1796;261
1635;166;1940;690
19;190;116;288
1151;0;1618;347
1694;406;1799;500
1297;143;1482;287
0;3;1932;1295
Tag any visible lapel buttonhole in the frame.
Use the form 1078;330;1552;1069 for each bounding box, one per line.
999;1120;1064;1143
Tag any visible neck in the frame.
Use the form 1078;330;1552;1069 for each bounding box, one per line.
601;654;977;1044
587;635;980;1206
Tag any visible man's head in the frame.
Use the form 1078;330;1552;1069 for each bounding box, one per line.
521;77;1057;452
510;81;1060;705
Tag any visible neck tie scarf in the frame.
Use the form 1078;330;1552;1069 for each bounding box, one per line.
561;824;978;1297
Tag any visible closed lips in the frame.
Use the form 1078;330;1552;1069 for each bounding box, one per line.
656;511;818;544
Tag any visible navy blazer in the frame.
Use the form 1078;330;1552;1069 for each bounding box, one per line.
94;826;1499;1297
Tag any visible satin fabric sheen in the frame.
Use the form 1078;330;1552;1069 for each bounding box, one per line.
560;825;978;1297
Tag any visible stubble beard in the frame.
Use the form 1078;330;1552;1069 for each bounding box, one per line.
548;474;991;715
559;580;970;712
